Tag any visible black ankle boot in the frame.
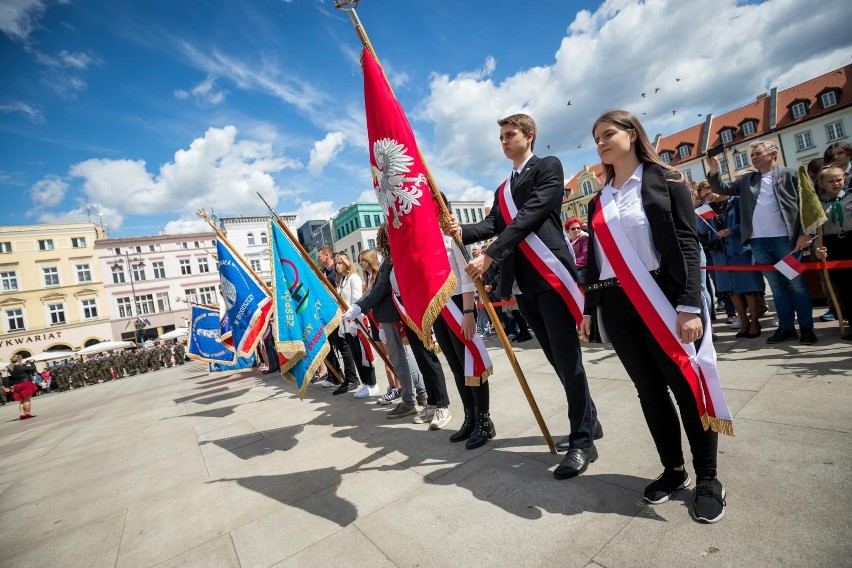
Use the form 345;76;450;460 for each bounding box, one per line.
465;411;496;449
449;409;475;442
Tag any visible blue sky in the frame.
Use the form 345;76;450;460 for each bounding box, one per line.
2;0;850;237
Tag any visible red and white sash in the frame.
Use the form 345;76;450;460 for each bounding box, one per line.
497;179;585;324
440;301;493;386
592;188;734;436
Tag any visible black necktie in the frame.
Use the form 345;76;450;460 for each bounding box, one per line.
511;171;519;182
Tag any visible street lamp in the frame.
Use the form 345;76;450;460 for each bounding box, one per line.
111;250;146;345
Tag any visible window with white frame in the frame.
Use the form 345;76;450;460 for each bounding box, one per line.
71;237;86;248
373;214;381;226
367;238;376;249
795;131;814;151
43;266;59;287
1;270;18;291
134;246;142;254
579;204;588;216
363;215;372;228
149;244;156;252
247;233;255;246
6;308;24;331
81;298;98;319
660;152;672;163
112;265;125;284
155;292;170;312
791;101;807;119
719;157;729;174
260;232;268;245
463;209;471;223
720;129;734;144
0;242;11;253
734;152;750;170
821;91;838;108
250;259;261;272
113;247;121;255
678;145;691;159
132;263;146;281
197;286;217;305
152;261;165;279
683;169;693;182
581;179;594;195
181;242;188;249
194;241;201;248
826;121;845;141
38;239;54;251
197;258;209;273
184;288;197;303
76;263;92;283
741;121;756;136
179;259;191;275
136;294;155;315
48;303;66;325
117;297;133;318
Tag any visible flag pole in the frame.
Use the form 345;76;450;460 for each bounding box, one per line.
817;227;846;338
175;297;218;311
196;209;273;297
335;0;555;453
257;193;396;374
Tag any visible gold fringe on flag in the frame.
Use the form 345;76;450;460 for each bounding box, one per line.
465;366;494;387
701;413;735;437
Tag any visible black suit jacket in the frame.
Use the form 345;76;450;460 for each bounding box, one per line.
354;262;400;324
461;155;578;297
584;163;701;313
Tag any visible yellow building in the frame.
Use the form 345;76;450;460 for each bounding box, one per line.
0;223;113;363
562;164;604;223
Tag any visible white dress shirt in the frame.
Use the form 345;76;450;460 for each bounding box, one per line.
750;172;787;238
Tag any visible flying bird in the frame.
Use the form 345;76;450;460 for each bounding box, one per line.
675;78;681;82
672;110;677;115
698;113;703;117
577;144;582;148
641;92;646;97
641;112;646;115
547;145;551;150
566;100;572;106
655;88;660;93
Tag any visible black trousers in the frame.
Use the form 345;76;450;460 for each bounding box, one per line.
517;289;596;448
344;332;376;386
823;233;851;319
601;287;718;478
432;296;489;413
405;324;449;407
326;325;357;383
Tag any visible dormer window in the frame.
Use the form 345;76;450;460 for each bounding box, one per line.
720;129;734;144
741;120;756;136
660;151;672;164
819;89;839;109
790;101;808;119
677;144;692;159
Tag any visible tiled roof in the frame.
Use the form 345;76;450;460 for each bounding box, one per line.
706;96;770;148
655;122;705;165
776;64;851;128
563;164;604;201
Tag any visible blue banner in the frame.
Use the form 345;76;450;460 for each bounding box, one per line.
270;220;341;398
187;305;236;364
209;353;255;374
216;238;273;357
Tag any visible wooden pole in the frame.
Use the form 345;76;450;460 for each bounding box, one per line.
336;2;555;453
817;227;846;338
257;194;396;374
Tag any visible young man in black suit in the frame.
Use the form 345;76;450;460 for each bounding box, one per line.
447;113;600;479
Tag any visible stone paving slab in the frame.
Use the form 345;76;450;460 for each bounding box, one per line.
0;315;849;568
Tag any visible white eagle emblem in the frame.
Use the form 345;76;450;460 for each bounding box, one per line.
221;278;237;310
371;138;426;228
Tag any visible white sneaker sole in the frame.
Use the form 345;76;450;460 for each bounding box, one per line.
643;476;691;504
692;486;726;523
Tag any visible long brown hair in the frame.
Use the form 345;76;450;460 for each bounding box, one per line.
592;110;683;184
375;223;391;264
358;249;380;293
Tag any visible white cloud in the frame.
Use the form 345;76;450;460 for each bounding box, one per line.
0;0;48;42
420;0;852;182
282;200;337;228
175;75;227;106
357;189;377;203
30;48;100;97
30;174;67;206
51;125;301;228
0;100;44;122
308;131;345;175
159;216;211;235
38;203;123;230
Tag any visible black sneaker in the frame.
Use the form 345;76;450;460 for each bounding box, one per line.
415;392;428;406
644;468;691;504
692;477;726;523
799;327;817;345
766;327;798;344
332;382;359;395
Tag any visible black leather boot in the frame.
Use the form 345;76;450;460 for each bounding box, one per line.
449;409;475;442
465;411;496;449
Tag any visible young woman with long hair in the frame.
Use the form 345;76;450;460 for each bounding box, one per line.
333;252;378;397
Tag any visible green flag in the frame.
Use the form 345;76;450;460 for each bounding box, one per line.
799;164;826;234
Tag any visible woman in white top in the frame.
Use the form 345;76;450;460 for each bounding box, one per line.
334;252;378;397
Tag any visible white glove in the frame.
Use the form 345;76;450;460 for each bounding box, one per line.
343;304;362;321
378;327;387;343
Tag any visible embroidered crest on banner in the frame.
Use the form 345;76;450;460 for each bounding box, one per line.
371;137;425;228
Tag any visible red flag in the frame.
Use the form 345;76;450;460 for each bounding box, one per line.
694;203;716;221
362;48;456;343
774;253;806;280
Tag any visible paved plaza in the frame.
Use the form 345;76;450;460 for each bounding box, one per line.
0;316;850;568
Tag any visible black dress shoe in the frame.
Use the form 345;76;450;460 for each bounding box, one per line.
553;445;598;479
799;327;817;345
556;420;603;452
766;327;798;344
332;382;359;395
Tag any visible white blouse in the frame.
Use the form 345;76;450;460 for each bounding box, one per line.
337;273;363;334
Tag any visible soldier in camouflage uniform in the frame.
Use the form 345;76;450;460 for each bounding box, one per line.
53;361;69;390
175;342;186;365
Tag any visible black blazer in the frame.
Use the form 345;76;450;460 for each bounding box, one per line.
584;163;702;313
461;155;578;297
355;262;400;324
